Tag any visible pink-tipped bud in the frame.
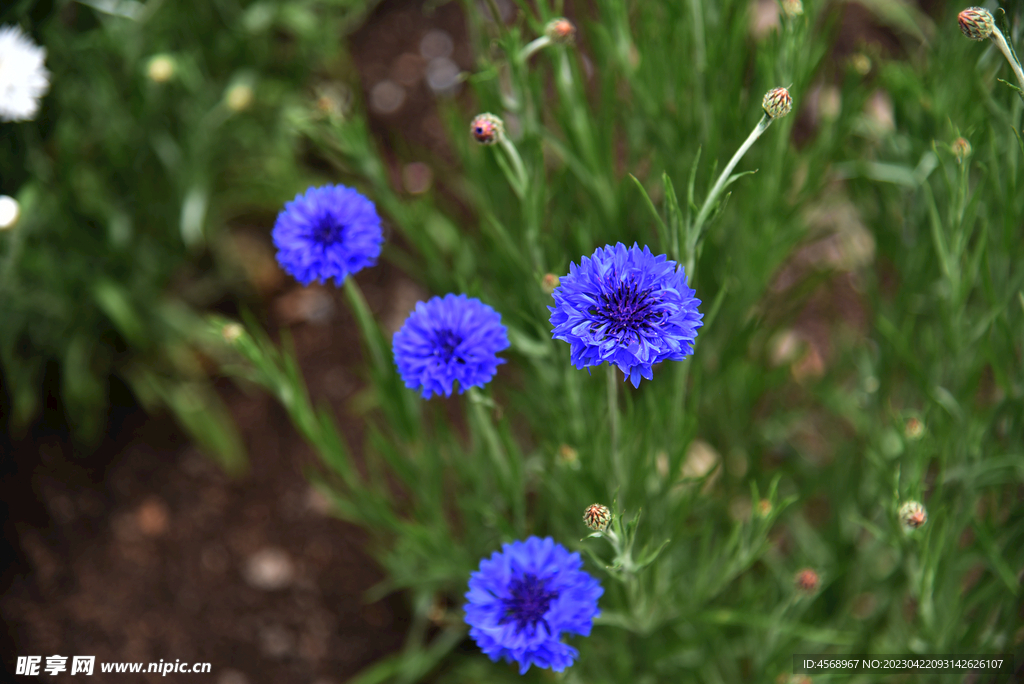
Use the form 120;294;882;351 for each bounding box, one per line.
952;137;972;163
763;87;793;119
545;18;577;45
899;501;927;530
542;273;560;294
904;417;925;440
470;113;504;145
583;503;611;531
959;7;995;41
795;568;819;592
557;444;580;469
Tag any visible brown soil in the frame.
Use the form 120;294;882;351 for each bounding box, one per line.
1;0;475;680
1;263;416;684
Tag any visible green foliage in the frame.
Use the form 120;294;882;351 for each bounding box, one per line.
0;0;377;466
14;0;1015;679
220;0;1023;679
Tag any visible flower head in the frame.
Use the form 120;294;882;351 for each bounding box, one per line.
899;501;927;530
0;25;50;122
544;18;577;45
549;243;703;387
0;195;20;230
763;86;793;119
470;113;504;145
465;536;603;674
272;185;383;286
958;7;994;41
393;294;509;399
582;504;611;531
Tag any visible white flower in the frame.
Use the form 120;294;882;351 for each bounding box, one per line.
0;25;50;122
0;195;19;229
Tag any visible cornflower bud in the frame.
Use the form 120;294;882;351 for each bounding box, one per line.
542;273;560;294
544;18;577;45
583;503;611;531
899;501;927;530
221;323;244;343
952;137;972;163
225;83;254;112
146;54;176;83
762;87;793;119
781;0;803;18
470;113;504;145
904;417;925;440
795;568;819;592
557;444;580;469
0;195;20;230
958;7;995;41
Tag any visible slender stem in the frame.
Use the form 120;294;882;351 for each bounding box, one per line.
607;365;623;494
467;388;515;506
520;36;551;62
686;114;773;282
991;28;1024;98
499;135;528;194
343;278;387;373
692;115;772;237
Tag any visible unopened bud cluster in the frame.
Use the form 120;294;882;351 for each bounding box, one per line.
958;7;995;41
583;503;611;531
545;18;577;45
470;113;504;145
899;500;927;530
763;87;793;119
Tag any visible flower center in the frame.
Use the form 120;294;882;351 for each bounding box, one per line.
500;573;558;632
434;328;464;363
594;278;659;337
314;215;346;245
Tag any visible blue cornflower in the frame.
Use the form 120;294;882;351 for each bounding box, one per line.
549;242;703;387
465;536;602;674
272;184;383;286
393;294;509;399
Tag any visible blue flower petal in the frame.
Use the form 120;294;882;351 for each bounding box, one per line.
465;537;602;674
393;294;509;399
272;184;383;286
549;242;703;385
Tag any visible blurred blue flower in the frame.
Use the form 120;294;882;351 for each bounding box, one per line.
272;184;383;286
393;294;509;399
465;536;602;675
549;242;703;387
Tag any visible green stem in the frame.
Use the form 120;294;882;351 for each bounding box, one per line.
991;27;1024;100
519;36;551;61
499;135;529;195
343;278;387;374
607;365;624;493
688;115;774;279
